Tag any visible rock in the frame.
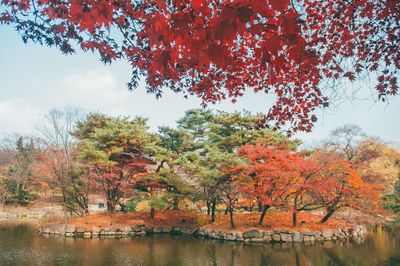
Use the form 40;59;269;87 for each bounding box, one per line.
162;226;173;233
76;227;86;234
103;226;112;232
263;231;273;237
83;232;91;238
322;229;334;238
153;227;163;233
122;227;131;235
301;230;315;236
280;234;292;242
171;227;182;235
132;225;144;232
235;231;243;238
92;226;101;234
65;225;76;233
134;230;146;236
225;235;237;241
251;237;265;243
243;229;263;239
196;228;205;236
181;227;198;235
263;234;272;242
292;231;301;242
272;234;281;242
303;236;311;242
56;224;67;234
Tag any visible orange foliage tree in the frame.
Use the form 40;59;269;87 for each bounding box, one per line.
236;140;305;226
236;140;325;227
310;151;382;223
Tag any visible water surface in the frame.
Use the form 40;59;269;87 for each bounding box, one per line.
0;225;399;266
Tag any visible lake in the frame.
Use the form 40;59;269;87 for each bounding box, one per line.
0;225;399;266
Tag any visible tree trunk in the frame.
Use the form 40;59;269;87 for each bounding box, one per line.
150;207;155;221
258;205;270;225
84;205;89;215
292;211;297;227
61;187;68;218
106;188;118;213
229;205;235;229
107;200;115;213
206;201;211;215
211;199;216;223
257;197;263;212
173;196;179;210
224;205;229;215
319;208;335;223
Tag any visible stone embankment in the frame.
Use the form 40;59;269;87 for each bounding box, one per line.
38;224;367;243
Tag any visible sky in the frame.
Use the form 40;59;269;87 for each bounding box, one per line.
1;25;399;147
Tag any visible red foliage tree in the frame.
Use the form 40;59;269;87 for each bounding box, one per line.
236;140;326;227
1;1;398;133
310;150;382;223
236;140;303;225
74;114;157;213
284;158;321;227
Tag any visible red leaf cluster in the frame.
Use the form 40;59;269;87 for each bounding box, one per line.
1;0;399;132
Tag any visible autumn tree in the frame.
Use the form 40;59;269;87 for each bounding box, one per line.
74;114;158;213
3;1;398;132
382;181;400;220
207;111;300;219
171;110;292;224
0;175;10;210
355;138;400;194
283;157;322;227
324;124;366;161
310;150;382;223
324;125;398;198
236;140;302;225
36;108;90;216
2;136;38;204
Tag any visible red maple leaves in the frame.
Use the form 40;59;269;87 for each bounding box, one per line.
1;0;399;133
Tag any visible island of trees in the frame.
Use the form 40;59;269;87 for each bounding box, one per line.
1;109;399;234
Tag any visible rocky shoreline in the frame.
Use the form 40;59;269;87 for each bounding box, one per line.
38;224;367;244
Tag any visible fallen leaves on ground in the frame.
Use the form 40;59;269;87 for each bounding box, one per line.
57;210;350;232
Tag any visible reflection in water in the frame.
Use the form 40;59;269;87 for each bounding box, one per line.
0;225;399;266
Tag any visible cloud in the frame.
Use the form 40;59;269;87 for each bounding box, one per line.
0;67;127;135
1;60;399;142
0;98;41;134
